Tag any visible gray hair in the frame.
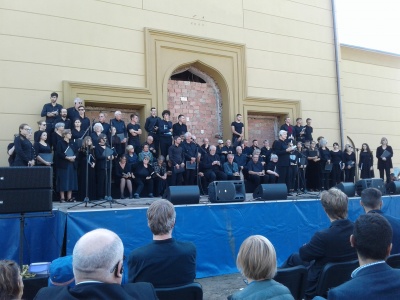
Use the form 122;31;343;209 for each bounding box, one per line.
73;229;123;279
279;130;287;137
209;145;216;151
74;97;82;104
227;154;234;159
93;123;104;132
114;111;122;116
157;155;165;161
54;122;65;130
147;200;176;235
184;132;192;139
270;154;278;161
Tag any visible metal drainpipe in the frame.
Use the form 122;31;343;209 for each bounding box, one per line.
331;0;345;149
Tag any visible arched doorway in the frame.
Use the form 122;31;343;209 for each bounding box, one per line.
167;65;224;144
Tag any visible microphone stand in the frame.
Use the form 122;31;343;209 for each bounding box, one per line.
293;149;312;197
68;144;105;209
97;119;126;208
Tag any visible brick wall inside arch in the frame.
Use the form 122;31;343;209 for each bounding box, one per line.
247;114;278;144
167;79;222;144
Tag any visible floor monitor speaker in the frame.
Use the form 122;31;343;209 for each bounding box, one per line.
253;184;288;201
387;181;400;194
208;180;245;203
335;183;356;197
355;178;385;196
0;167;52;190
0;189;53;214
166;185;200;205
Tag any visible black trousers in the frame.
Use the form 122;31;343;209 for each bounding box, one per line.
277;165;290;192
159;135;172;158
134;177;154;196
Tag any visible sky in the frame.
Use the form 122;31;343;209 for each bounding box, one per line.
335;0;400;55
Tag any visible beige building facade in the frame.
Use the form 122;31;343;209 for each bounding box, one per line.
1;0;399;172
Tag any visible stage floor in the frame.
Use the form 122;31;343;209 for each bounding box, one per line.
54;191;323;212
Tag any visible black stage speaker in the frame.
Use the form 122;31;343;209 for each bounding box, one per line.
387;181;400;194
0;189;53;214
355;178;385;196
335;183;356;197
0;167;52;190
253;184;288;201
166;185;200;205
208;181;245;203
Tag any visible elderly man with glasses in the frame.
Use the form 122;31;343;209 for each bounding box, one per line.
13;123;35;166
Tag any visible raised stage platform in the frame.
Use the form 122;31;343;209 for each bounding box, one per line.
1;193;400;281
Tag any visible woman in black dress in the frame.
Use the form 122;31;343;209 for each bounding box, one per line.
343;144;356;183
34;131;52;166
55;129;78;203
13;123;35;167
71;119;86;141
76;136;96;201
330;142;343;185
376;137;393;183
132;156;154;199
115;154;133;199
305;141;320;191
359;143;374;179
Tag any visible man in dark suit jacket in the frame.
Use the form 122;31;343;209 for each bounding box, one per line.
317;214;400;300
34;229;157;300
128;199;196;288
360;187;400;254
273;130;296;194
281;188;357;300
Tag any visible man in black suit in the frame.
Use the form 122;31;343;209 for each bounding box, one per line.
34;229;157;300
360;187;400;254
128;199;196;288
318;214;400;300
281;188;357;300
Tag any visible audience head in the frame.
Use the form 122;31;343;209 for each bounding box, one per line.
360;188;382;212
0;260;23;300
72;229;124;284
48;255;75;287
320;188;348;220
236;235;277;282
147;199;176;236
351;214;392;262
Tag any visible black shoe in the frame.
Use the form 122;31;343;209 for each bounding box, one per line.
133;193;140;199
287;193;294;197
148;193;154;198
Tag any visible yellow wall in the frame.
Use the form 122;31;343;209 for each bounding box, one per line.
341;45;400;169
1;0;340;166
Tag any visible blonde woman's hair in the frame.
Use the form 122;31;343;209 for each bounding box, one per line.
236;235;277;280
